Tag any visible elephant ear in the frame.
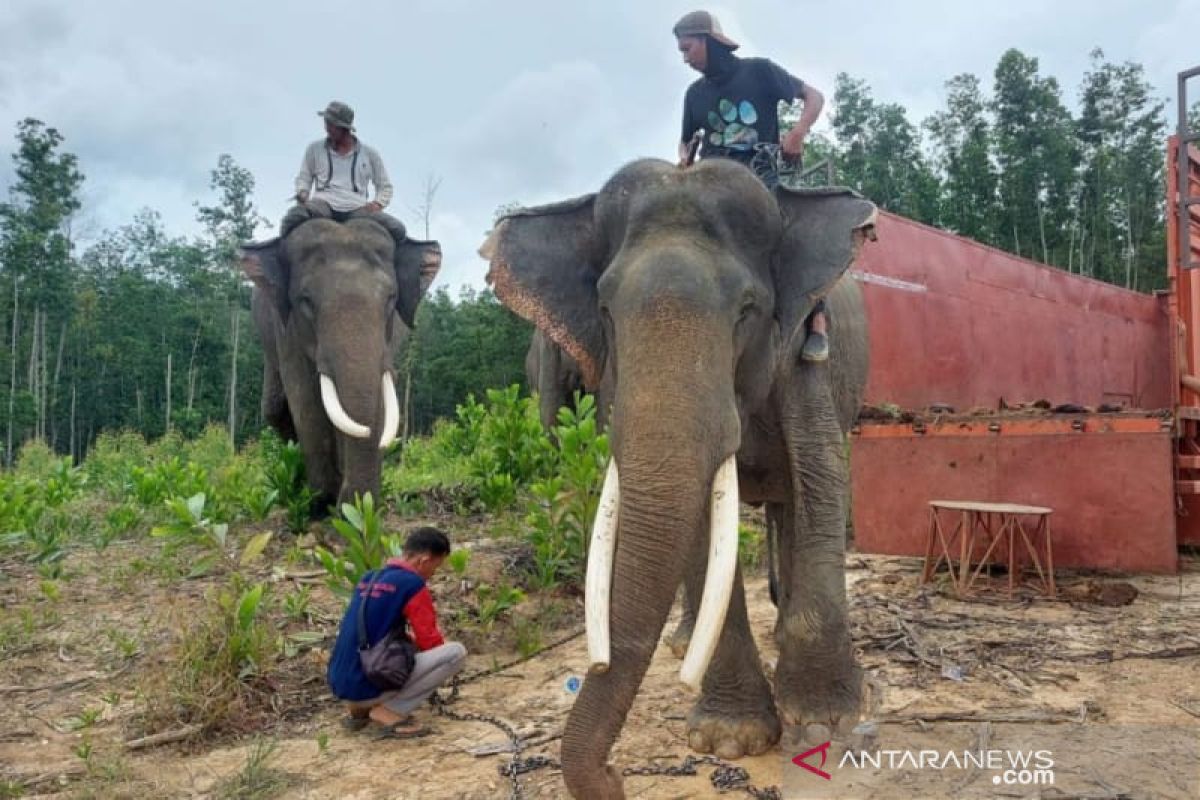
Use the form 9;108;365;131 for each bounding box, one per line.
480;195;605;389
239;237;290;319
394;239;442;328
773;186;877;359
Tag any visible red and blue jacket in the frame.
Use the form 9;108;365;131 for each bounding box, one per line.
327;559;446;701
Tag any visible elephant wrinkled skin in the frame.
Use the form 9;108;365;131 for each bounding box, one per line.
240;217;440;511
480;158;874;799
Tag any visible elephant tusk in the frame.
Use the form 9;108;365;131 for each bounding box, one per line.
379;373;401;450
585;459;620;674
680;455;739;691
319;374;371;439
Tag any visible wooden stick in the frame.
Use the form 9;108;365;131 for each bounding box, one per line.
1168;699;1200;719
882;706;1087;724
124;724;203;751
0;674;97;694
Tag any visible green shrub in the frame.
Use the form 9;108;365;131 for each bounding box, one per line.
261;436;316;533
313;494;401;596
521;393;608;590
475;582;525;627
84;430;150;498
142;576;278;734
13;439;59;481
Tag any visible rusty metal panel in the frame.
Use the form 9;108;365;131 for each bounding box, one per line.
855;213;1171;411
850;422;1178;574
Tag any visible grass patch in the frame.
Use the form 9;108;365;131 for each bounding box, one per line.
213;738;294;800
138;576;278;736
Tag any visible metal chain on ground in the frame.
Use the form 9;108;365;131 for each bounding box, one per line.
438;627;585;704
427;626;780;799
622;754;782;800
426;627;584;799
430;691;527;800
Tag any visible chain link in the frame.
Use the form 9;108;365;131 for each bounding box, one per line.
429;695;527;799
440;627;586;704
620;755;781;799
427;626;780;799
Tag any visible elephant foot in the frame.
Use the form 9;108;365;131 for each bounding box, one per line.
687;700;781;760
776;661;869;749
665;616;693;659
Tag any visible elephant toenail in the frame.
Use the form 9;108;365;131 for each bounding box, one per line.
804;722;831;744
715;740;744;760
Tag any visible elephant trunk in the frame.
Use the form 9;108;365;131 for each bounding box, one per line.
317;322;389;502
562;313;739;798
563;439;715;798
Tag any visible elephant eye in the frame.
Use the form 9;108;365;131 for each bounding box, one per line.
298;295;315;316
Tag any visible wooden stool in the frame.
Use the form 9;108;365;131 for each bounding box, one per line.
922;501;1056;598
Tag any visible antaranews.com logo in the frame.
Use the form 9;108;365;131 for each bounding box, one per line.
793;741;1055;787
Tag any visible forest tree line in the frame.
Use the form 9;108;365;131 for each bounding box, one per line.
0;47;1194;461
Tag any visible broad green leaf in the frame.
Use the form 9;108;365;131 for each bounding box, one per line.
237;584;265;631
239;531;273;566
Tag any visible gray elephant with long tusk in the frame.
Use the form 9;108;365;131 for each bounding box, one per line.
240;217;440;513
480;157;874;799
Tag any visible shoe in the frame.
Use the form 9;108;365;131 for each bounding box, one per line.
801;331;829;363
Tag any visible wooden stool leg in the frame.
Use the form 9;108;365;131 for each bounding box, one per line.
922;508;937;584
1006;515;1016;598
959;510;972;591
1016;516;1051;596
1042;516;1056;598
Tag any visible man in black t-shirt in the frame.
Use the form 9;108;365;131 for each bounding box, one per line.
673;10;830;362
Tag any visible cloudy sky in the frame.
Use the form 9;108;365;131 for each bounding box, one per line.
1;0;1197;291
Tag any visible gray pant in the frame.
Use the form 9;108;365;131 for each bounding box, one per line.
280;199;407;244
349;642;468;716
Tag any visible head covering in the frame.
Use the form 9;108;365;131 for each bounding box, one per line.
318;101;355;131
672;10;739;50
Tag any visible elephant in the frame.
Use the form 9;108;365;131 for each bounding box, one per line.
239;217;441;511
480;157;874;799
525;329;595;433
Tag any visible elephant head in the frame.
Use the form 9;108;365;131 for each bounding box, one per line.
480;158;874;797
241;217;440;506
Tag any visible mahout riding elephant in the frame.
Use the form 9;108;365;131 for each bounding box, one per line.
480;157;874;799
240;217;440;512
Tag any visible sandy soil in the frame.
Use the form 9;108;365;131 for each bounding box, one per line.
2;531;1198;799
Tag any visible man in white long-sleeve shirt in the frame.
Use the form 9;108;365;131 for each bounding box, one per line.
282;101;407;248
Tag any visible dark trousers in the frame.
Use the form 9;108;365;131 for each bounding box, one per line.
280;199;407;244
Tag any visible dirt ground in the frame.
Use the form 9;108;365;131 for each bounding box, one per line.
2;527;1199;800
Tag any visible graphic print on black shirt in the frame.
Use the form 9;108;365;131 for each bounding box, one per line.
681;56;803;165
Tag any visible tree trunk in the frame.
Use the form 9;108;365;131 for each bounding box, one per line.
27;307;37;396
165;351;172;434
186;321;203;412
50;320;66;448
1037;195;1049;265
228;302;240;446
69;383;76;463
39;309;47;442
7;281;18;466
